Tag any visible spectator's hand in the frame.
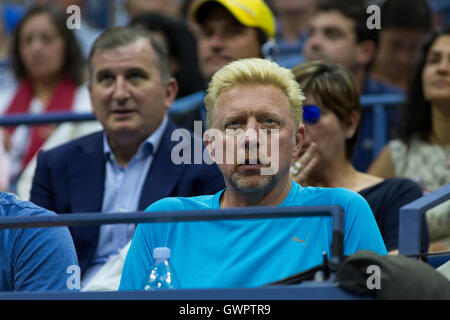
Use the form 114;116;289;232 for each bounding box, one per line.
289;142;318;187
2;130;11;151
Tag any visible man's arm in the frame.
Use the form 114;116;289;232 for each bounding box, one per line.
13;220;80;291
29;151;55;211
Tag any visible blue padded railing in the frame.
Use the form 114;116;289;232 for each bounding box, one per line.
168;91;205;114
0;111;96;126
398;183;450;256
0;205;372;300
0;282;368;300
0;205;345;264
360;93;405;157
0;93;405;156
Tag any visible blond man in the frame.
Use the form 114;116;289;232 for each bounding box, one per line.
119;58;387;290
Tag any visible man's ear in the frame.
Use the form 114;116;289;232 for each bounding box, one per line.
87;82;96;115
164;77;179;110
293;124;305;155
356;40;376;67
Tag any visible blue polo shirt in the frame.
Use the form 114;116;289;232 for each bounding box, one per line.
0;192;80;291
119;182;387;290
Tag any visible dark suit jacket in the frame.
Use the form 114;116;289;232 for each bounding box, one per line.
30;121;225;275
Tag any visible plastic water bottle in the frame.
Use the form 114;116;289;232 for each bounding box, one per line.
144;247;180;290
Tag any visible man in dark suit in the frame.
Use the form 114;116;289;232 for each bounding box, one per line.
30;27;225;286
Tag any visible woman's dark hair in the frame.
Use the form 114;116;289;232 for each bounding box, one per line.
11;3;84;85
398;26;450;144
130;12;206;98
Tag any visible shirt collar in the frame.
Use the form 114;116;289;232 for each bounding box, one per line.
103;113;169;163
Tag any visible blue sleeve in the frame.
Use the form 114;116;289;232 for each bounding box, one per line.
119;223;154;291
342;192;388;256
13;225;80;291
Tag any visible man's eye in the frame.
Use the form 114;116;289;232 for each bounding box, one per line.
325;29;343;40
224;120;243;130
128;72;144;80
262;118;279;127
226;26;244;36
199;27;213;38
98;74;114;84
226;120;240;127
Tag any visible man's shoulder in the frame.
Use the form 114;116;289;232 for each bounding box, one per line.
40;130;103;157
145;192;220;213
288;185;371;217
0;192;56;218
295;185;365;204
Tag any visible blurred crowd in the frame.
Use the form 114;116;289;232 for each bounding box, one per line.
0;0;449;291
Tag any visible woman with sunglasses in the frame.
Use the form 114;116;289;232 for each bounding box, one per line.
290;61;429;254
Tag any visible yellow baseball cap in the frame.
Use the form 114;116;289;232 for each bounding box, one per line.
191;0;276;40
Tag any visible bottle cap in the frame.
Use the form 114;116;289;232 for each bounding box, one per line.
153;247;171;260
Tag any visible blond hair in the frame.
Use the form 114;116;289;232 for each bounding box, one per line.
204;58;305;128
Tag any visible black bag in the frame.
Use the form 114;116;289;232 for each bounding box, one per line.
267;250;450;300
334;250;450;300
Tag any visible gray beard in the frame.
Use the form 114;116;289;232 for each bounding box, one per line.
229;171;274;194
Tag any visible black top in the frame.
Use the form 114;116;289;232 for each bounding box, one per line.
359;177;429;252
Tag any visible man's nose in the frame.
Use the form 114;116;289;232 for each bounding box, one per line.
206;32;225;51
242;118;260;147
112;77;130;102
306;33;322;51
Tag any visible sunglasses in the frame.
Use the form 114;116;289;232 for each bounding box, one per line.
303;104;321;124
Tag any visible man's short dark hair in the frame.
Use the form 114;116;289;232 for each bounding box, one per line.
317;0;377;43
88;27;171;84
381;0;431;32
